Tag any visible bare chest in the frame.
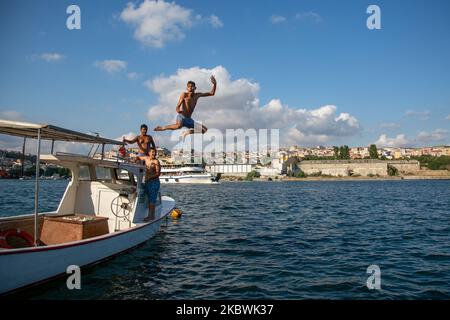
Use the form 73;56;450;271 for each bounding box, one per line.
183;95;199;108
145;160;156;173
138;136;150;145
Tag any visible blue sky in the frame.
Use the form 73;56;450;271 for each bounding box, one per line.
1;0;449;150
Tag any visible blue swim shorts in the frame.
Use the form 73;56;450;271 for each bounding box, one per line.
176;114;200;129
144;179;160;204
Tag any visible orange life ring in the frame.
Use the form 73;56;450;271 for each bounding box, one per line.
0;233;8;249
0;229;34;249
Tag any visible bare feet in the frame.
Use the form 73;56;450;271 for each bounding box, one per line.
182;129;194;140
143;216;154;222
154;126;164;131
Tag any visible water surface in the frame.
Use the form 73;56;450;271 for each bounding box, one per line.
1;179;449;299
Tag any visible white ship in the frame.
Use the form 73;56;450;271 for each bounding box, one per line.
160;164;221;184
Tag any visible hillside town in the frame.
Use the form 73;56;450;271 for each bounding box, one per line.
280;145;450;159
1;145;449;179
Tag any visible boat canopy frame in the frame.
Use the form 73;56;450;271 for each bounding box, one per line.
0;119;125;247
0;119;123;145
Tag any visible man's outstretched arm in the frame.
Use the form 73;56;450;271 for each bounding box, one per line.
176;93;185;113
135;155;147;161
149;136;156;150
198;75;217;97
123;136;138;144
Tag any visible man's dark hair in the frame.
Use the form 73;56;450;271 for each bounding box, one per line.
187;81;196;87
140;124;148;130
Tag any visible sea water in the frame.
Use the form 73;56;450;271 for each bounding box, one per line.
1;179;449;299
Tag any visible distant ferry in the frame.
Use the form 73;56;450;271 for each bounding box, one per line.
160;164;221;184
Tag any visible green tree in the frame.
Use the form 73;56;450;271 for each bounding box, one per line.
333;146;339;159
245;170;261;181
388;165;398;176
24;166;44;177
342;145;350;159
296;170;307;178
7;167;22;178
339;146;344;159
411;155;450;170
369;144;379;159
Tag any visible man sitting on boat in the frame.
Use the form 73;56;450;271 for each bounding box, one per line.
137;148;161;222
122;124;156;159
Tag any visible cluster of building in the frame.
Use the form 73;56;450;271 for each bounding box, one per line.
166;145;450;177
1;144;449;179
0;157;28;178
0;154;68;179
279;145;450;160
167;145;450;165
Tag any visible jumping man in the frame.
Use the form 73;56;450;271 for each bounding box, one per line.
154;75;217;138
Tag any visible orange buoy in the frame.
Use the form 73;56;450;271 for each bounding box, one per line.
171;208;183;219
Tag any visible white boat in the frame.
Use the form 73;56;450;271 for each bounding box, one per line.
160;165;221;184
0;120;175;295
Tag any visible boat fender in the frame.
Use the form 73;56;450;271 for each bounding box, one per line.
171;208;183;219
119;145;127;157
0;229;34;249
0;233;8;249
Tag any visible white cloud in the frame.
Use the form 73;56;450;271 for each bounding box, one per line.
94;60;127;73
445;114;450;120
127;72;141;80
375;130;449;147
145;65;361;148
39;53;64;62
0;111;24;121
375;134;411;147
0;135;23;150
270;15;287;24
380;122;400;129
120;0;192;48
120;0;221;48
405;109;431;120
208;15;223;28
416;129;448;143
0;136;99;155
0;116;120;154
295;11;323;23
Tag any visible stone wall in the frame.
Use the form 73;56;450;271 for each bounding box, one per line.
298;160;420;177
408;169;450;176
387;160;420;173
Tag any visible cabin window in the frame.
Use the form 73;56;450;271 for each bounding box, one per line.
115;169;130;181
114;169;137;185
95;167;112;182
78;165;91;181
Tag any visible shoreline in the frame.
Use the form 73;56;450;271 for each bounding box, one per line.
220;175;450;182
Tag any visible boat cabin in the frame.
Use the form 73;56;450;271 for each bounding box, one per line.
0;120;162;249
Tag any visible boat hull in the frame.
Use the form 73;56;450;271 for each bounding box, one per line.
160;174;219;184
0;196;175;295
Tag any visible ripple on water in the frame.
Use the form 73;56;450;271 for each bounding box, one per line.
2;180;450;299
